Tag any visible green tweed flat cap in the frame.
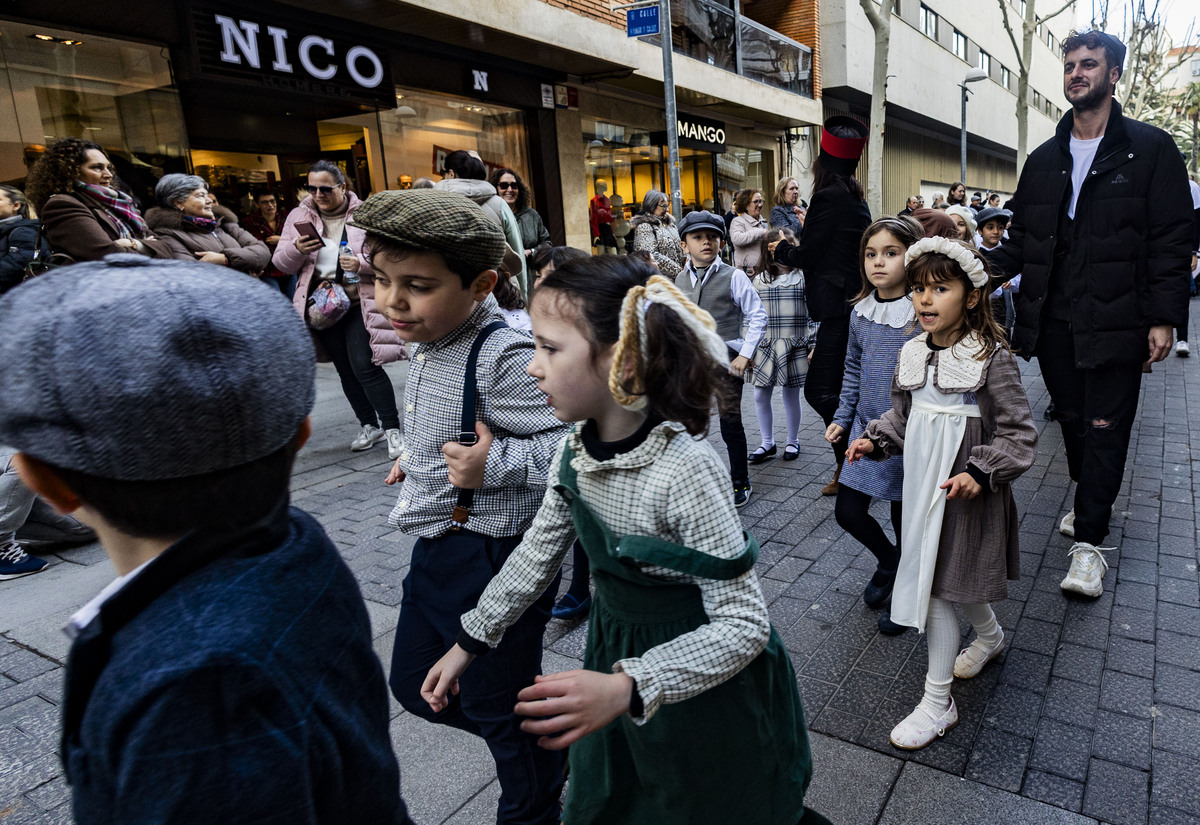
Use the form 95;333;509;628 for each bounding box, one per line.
349;189;508;273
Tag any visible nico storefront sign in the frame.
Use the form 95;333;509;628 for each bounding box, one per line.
188;2;395;105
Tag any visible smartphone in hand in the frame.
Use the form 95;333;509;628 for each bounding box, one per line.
295;221;322;243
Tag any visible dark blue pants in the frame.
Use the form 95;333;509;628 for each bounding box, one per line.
389;531;563;825
721;348;749;485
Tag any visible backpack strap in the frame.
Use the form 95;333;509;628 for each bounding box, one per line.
450;320;509;529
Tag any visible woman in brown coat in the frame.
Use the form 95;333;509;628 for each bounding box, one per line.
144;174;270;274
26;138;171;262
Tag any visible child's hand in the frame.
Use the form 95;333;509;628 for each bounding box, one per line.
514;670;634;750
845;437;874;463
825;423;845;444
940;472;982;500
442;422;494;489
728;355;751;377
420;644;477;713
385;458;406;486
1001;281;1012;290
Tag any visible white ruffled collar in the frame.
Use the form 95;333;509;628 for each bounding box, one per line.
854;291;916;329
897;332;991;392
754;269;804;288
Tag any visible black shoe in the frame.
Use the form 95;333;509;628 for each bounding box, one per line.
733;482;752;508
747;445;777;465
782;444;800;461
863;569;897;609
1042;402;1055;421
878;610;908;636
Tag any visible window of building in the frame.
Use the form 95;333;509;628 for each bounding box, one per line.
1033;90;1042;109
977;49;991;74
1001;65;1011;89
953;30;967;60
919;5;938;40
1019;0;1027;15
1035;20;1043;39
1046;31;1056;51
1191;58;1200;77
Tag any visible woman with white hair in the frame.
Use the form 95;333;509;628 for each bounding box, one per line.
630;189;684;277
145;174;270;273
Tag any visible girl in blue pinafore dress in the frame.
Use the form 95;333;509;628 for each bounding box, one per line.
421;257;826;825
827;217;923;634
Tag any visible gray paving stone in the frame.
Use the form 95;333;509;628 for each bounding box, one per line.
1149;804;1200;825
1156;629;1200;671
1154;704;1200;759
1091;709;1151;770
1012;616;1064;656
1082;759;1149;825
1000;648;1055;693
1051;643;1104;685
803;733;903;825
1111;605;1157;642
1022;769;1085;814
982;684;1044;738
1099;669;1154;719
965;728;1032;792
1150;751;1200;818
1158;603;1200;637
1029;718;1093;782
1155;664;1200;711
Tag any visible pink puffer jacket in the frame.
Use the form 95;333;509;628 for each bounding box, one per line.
273;193;406;366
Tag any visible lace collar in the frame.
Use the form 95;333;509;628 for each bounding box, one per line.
854;291;916;329
896;332;992;392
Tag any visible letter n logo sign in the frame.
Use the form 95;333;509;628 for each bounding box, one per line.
472;70;489;92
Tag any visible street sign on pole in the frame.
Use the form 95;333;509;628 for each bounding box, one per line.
626;5;659;37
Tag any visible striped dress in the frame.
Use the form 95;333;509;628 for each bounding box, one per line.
833;292;919;500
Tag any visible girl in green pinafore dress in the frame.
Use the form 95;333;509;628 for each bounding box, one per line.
422;258;827;825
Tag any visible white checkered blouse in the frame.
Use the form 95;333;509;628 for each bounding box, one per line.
388;295;569;538
461;421;771;722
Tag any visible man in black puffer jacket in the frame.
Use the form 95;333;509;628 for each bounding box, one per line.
986;30;1193;600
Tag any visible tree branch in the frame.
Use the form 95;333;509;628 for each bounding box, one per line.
1040;0;1076;24
997;0;1026;74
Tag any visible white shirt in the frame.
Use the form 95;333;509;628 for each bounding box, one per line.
687;262;768;358
1068;135;1103;220
64;557;155;640
1189;179;1200;210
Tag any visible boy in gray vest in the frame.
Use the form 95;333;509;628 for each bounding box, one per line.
675;211;768;507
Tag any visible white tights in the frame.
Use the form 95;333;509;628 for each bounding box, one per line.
753;385;802;449
918;598;1001;716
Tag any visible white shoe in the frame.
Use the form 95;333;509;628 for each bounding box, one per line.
1175;341;1189;357
954;630;1005;679
350;424;385;452
1059;509;1075;537
385;428;404;460
1060;542;1110;598
889;698;958;750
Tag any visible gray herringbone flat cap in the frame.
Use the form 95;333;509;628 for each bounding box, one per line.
349;189;507;273
0;255;315;480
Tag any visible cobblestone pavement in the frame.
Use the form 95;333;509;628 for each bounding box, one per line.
1;328;1197;824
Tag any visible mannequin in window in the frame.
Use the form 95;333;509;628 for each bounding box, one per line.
590;180;617;254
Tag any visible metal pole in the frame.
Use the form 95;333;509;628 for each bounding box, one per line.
960;82;968;186
660;0;683;219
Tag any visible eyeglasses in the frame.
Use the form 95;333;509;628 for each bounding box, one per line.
301;184;342;195
751;199;764;205
258;198;277;205
496;182;518;190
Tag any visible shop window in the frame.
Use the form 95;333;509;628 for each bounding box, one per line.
0;20;188;207
377;87;530;198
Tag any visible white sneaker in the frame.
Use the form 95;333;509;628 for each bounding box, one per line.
385;429;404;460
350;424;385;452
889;698;958;750
954;630;1005;679
1176;340;1190;357
1059;509;1075;537
1060;542;1110;598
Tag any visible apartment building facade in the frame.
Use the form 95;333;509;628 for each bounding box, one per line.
819;0;1077;211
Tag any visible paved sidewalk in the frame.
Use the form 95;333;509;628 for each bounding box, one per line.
1;333;1197;824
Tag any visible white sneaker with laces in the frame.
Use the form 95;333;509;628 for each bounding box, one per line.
350;424;385;452
1060;542;1110;598
1059;509;1075;537
889;698;958;750
954;630;1005;679
1176;340;1189;357
385;429;404;460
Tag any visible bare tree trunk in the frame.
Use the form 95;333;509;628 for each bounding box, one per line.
859;0;894;216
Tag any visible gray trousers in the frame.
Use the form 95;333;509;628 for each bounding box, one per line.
1;446;91;546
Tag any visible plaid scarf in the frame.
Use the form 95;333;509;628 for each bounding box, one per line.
182;214;218;233
74;181;149;237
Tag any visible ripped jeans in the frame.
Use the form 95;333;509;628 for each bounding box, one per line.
1036;319;1143;545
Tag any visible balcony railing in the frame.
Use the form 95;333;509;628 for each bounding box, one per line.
644;0;813;98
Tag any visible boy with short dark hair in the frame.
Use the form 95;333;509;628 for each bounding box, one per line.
674;210;767;507
0;258;411;825
349;189;569;825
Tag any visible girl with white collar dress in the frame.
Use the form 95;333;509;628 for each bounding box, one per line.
847;238;1037;751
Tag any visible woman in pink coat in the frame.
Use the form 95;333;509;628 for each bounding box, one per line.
273;161;405;458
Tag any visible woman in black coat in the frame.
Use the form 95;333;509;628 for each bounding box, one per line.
772;118;871;494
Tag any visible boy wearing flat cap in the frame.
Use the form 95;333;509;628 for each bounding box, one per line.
350;189;568;825
0;258;411;824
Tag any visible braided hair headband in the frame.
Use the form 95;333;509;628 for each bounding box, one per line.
904;236;988;288
608;275;730;410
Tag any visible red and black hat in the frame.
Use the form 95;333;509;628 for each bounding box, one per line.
819;115;868;176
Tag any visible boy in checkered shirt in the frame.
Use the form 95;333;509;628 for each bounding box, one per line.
349;190;568;825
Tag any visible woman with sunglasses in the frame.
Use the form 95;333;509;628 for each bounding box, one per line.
489;167;550;260
27;138;172;263
274;160;405;459
729;188;769;276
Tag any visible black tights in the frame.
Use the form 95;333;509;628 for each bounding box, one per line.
834;485;901;572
